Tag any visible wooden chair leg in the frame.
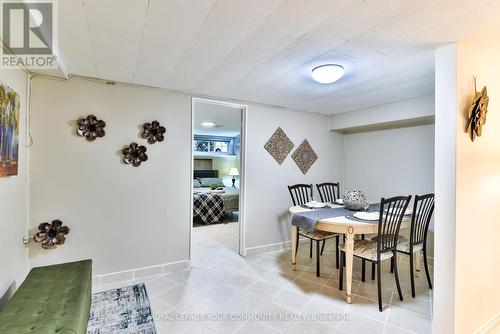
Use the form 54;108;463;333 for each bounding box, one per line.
390;258;394;273
320;239;326;256
316;240;320;277
371;262;375;280
409;251;416;298
309;239;313;258
335;235;339;269
295;231;300;256
393;253;403;301
377;260;382;312
423;244;433;289
339;250;344;290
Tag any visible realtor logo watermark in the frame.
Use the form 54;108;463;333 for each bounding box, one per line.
1;0;58;69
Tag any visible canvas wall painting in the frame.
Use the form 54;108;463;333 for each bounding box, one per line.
0;82;20;177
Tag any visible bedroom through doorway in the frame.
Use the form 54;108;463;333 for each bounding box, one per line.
191;99;246;258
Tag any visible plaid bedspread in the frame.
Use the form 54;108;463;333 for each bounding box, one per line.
193;192;225;224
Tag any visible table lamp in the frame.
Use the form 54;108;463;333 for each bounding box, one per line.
229;167;239;188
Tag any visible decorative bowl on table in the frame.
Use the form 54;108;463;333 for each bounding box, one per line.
343;190;368;211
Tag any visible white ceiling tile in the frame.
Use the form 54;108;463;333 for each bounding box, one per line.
283;29;346;58
220;0;349;70
57;0;500;114
409;2;500;44
83;0;149;82
362;0;424;18
314;76;434;113
132;0;217;87
59;0;97;77
192;65;251;96
162;0;285;91
372;0;491;42
316;0;394;40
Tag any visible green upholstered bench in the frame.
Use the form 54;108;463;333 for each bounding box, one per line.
0;259;92;334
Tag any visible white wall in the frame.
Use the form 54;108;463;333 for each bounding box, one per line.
433;43;457;334
343;125;435;255
329;94;435;131
212;157;240;188
0;68;29;309
28;77;343;273
434;32;500;333
245;104;344;249
454;32;500;333
29;77;192;275
343;125;435;202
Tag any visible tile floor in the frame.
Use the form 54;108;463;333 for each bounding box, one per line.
94;222;433;334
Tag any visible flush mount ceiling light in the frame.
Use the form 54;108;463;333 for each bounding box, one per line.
311;64;344;84
201;122;216;127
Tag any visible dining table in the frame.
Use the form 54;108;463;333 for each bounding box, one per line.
289;203;411;304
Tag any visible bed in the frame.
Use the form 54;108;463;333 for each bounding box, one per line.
193;170;240;224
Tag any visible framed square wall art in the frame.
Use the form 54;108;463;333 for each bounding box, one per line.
0;82;20;177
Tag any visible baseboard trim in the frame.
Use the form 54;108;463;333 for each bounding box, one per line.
93;260;190;287
245;238;315;256
475;312;500;334
245;241;292;256
245;238;434;265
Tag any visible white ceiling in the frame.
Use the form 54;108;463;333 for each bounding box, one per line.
57;0;500;114
193;102;242;137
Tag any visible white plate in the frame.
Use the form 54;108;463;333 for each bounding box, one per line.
353;212;379;221
335;199;344;205
305;202;326;209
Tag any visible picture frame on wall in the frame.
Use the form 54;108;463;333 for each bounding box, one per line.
0;82;20;177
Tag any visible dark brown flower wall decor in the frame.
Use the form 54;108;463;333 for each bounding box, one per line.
76;114;106;141
33;219;70;249
466;78;489;142
141;120;166;144
122;142;148;167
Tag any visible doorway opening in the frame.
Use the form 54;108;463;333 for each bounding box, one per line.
190;98;246;259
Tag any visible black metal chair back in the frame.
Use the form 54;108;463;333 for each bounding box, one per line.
377;196;412;254
287;184;313;206
410;193;435;246
316;182;340;203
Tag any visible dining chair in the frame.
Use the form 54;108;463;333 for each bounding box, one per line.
396;193;434;297
316;182;341;268
288;184;339;277
316;182;340;203
339;195;412;311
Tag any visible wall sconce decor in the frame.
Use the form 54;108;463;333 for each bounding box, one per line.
122;142;148;167
141;120;166;144
33;219;70;249
76;114;106;141
466;77;489;142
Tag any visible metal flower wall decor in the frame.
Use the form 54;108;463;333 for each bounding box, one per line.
292;139;318;175
76;114;106;141
141;120;166;144
122;142;148;167
33;219;70;249
466;77;489;142
264;127;294;165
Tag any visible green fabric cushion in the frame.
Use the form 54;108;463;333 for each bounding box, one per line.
199;177;225;188
0;259;92;334
193;179;202;188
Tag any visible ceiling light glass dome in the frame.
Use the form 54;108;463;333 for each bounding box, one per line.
311;64;344;84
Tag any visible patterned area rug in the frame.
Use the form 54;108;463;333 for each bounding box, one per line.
87;283;156;334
